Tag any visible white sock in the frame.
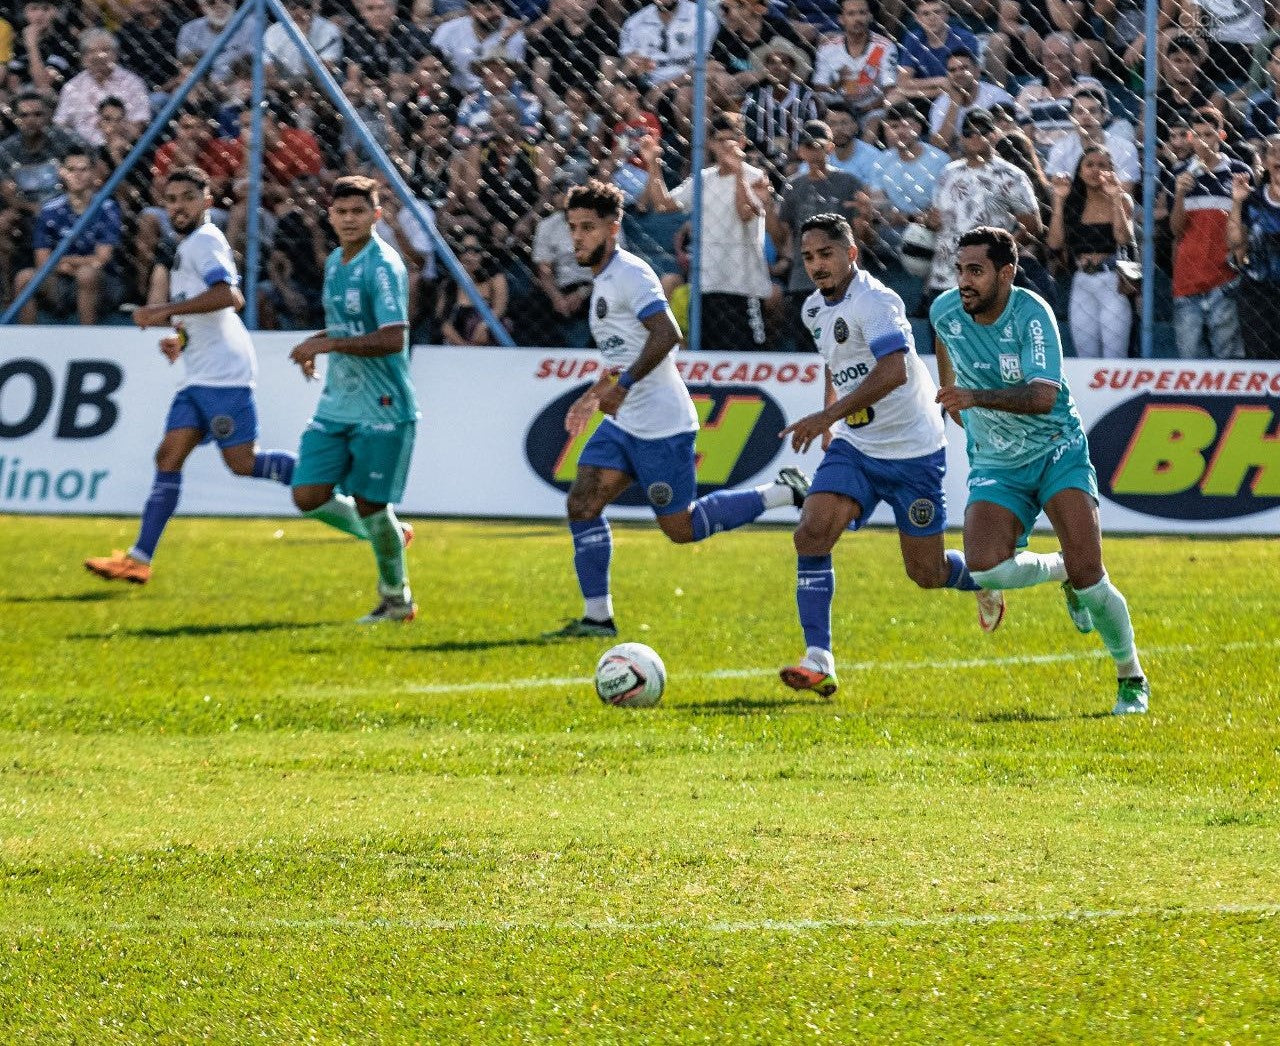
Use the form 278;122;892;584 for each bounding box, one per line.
304;494;369;540
585;595;613;621
972;551;1065;590
758;480;794;510
805;646;835;674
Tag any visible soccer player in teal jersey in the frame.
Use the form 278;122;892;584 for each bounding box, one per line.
289;175;419;623
932;226;1149;714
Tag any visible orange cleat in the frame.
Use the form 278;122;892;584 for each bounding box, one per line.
779;662;839;698
400;520;414;549
84;550;151;585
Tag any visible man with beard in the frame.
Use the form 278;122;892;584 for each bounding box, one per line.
85;166;297;586
932;225;1150;715
542;179;809;639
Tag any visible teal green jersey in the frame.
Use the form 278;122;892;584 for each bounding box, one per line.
316;234;418;425
931;287;1086;469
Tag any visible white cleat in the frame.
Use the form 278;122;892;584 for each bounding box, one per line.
775;466;811;508
976;588;1006;633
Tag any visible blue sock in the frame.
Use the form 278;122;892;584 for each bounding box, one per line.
944;549;981;591
130;470;182;562
797;554;834;652
690;489;766;542
252;450;296;485
570;518;612;613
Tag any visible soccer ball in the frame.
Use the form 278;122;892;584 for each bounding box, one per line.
594;643;666;708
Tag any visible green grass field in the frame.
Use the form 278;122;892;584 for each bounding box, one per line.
1;513;1278;1043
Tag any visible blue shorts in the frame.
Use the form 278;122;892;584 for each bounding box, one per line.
165;385;258;448
293;417;416;505
811;438;948;536
967;434;1099;538
577;419;697;516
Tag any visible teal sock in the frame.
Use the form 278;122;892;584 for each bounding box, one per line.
1073;574;1143;678
365;506;409;601
303;493;369;540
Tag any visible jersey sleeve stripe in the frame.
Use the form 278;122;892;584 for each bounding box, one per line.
636;299;667;321
202;266;238;287
1030;376;1061;387
868;331;909;359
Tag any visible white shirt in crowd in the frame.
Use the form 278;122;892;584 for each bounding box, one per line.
1046;129;1140;186
619;0;719;84
533;211;598;290
806;268;944;459
928;81;1014;137
170;221;256;389
431;16;528;92
669;163;773;300
263;15;344;78
589;249;698;439
928;157;1038;290
811;33;899;91
375;198;439;282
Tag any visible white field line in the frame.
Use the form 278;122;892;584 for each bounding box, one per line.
8;902;1279;937
391;637;1280;697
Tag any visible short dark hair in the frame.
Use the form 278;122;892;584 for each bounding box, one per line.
15;87;51;111
1072;86;1108;112
946;47;977;66
1190;105;1224;131
956;225;1018;270
97;95;126;114
166;165;211;194
824;99;856;120
331;174;380;207
711;111;743;136
565;178;624;222
800;212;853;244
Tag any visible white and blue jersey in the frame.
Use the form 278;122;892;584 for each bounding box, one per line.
806;269;948;534
588;248;698;440
169;220;257;390
806;268;944;459
930;286;1086;469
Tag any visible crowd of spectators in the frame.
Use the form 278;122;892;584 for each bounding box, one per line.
0;0;1279;359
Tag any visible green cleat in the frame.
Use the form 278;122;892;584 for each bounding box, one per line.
1112;676;1150;715
1062;581;1094;633
541;616;618;640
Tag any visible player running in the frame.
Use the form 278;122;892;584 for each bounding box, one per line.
777;213;1000;698
544;179;810;639
288;175;418;624
933;226;1149;714
85;165;296;585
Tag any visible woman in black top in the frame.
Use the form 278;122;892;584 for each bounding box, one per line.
1047;145;1136;358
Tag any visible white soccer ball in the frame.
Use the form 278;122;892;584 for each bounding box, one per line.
594;643;666;708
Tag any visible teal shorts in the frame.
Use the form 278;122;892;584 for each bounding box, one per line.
294;417;416;505
966;434;1098;538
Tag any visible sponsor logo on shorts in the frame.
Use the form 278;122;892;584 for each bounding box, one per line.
647;481;674;508
595;297;608;320
210;414;235;439
908;498;936;528
833;318;849;344
999;353;1022;382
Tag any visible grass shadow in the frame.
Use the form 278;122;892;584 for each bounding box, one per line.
69;621;336;640
3;591;121;604
682;696;820;716
974;708;1113;724
391;637;551;654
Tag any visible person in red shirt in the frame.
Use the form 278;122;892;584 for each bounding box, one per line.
205;106;325;189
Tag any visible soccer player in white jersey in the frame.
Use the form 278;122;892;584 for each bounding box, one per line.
543;179;810;639
85;166;296;585
777;213;1002;698
933;226;1149;714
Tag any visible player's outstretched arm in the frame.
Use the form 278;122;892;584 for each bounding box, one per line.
937;380;1056;416
134;281;243;329
781;351;908;453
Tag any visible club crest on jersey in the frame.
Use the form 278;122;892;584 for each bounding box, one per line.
210;414;235;439
948;320;961;336
908;498;936;528
647;481;674;508
344;288;361;314
833;318;849;344
596;297;608;320
999;353;1022;382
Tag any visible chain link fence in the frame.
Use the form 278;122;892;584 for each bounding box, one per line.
1;0;1278;359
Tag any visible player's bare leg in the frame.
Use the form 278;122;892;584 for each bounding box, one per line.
85;427;203;584
780;492;860;698
899;530;1004;633
544;465;634;639
1045;489;1148;714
